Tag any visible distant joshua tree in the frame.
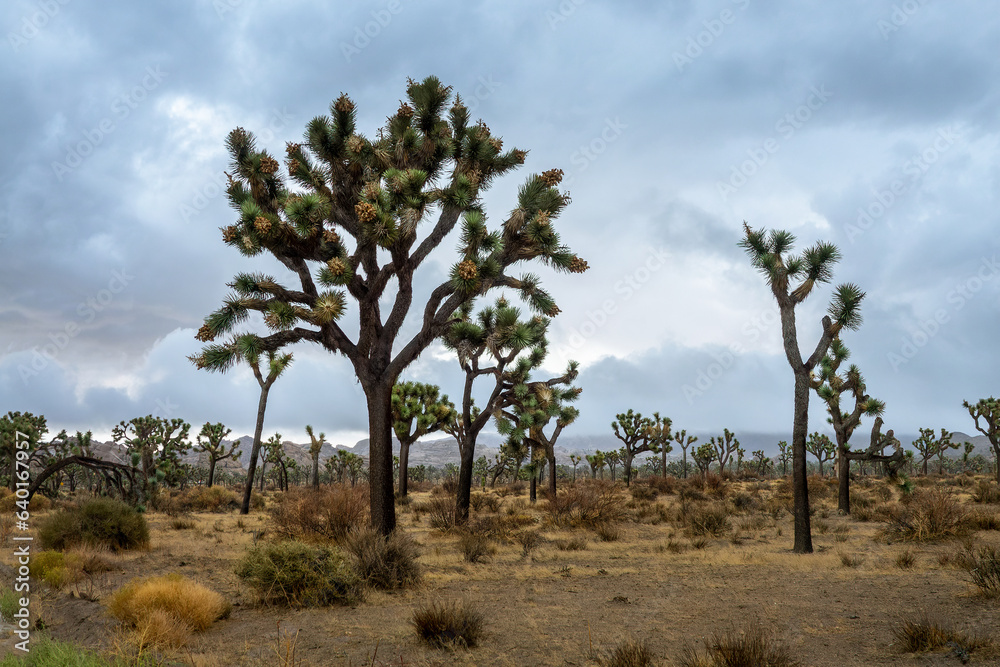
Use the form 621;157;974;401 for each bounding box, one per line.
610;410;672;487
964;397;1000;483
195;422;237;488
391;381;453;497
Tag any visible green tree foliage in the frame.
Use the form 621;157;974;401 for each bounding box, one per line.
739;222;864;554
692;443;716;477
263;433;292;491
305;424;326;489
586;451;605;479
805;432;835;476
610;410;671;487
0;411;50;491
112;416;191;505
190;76;587;535
710;428;739;475
195;422;237;488
964;397;1000;483
673;429;698;479
391;381;453;497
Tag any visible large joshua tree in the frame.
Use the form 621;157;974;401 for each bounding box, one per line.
191;76;586;535
963;397;1000;483
739;223;864;553
391;381;453;497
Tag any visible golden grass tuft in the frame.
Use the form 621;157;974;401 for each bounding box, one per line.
108;573;231;642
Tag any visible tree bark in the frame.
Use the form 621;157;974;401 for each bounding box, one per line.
791;369;813;554
207;457;217;488
311;451;320;489
365;382;396;535
398;439;411;497
837;449;850;514
456;438;475;525
241;383;270;515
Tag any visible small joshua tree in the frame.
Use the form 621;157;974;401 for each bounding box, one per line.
610;410;672;487
805;432;836;477
964;397;1000;483
740;222;864;553
777;440;790;477
586;451;605;480
912;428;956;475
674;429;698;479
752;449;770;476
391;381;453;497
195;422;237;488
692;443;716;478
304;424;325;489
710;428;739;475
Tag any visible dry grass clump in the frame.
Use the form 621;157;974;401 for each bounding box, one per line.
411;599;484;648
108;573;230;648
234;540;362;606
630;484;658;502
966;545;1000;597
599;638;659;666
160;486;241;514
554;535;588;551
971;480;1000;504
469;492;503;513
967;508;1000;531
686;502;731;538
679;621;799;667
883;488;969;541
169;516;196;530
545;480;626;529
29;550;84;588
414;496;458;531
895;549;916;569
892;613;989;656
838;552;865;568
343;527;421;590
516;529;542;557
459;532;496;563
38;498;149;552
646;476;676;495
596;522;624;542
268;485;368;542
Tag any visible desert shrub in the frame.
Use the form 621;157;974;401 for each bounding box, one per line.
268;485;368;543
884;488;969;541
851;492;875;509
679;621;799;667
235;540;362;606
470;492;503;513
892;613;987;655
872;484;895;502
838;552;864;568
517;529;542;557
459;532;496;563
38;498;149;552
600;638;659;667
29;551;84;588
169;517;196;530
0;588;19;624
971;480;1000;504
730;492;758;513
966;545;1000;597
343;528;421;590
596;523;623;542
630;484;657;502
0;491;49;514
545;480;626;529
414;496;458;532
736;515;767;532
108;573;230;646
554;536;588;551
465;514;519;542
967;508;1000;531
412;599;484;648
686;503;731;537
646;476;676;495
179;486;240;512
895;550;916;569
703;471;727;497
250;492;266;510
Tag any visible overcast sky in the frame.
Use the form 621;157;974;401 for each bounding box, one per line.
1;0;997;449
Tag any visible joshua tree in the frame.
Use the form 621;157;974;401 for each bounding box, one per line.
191;338;292;514
569;454;582;482
604;449;622;481
610;410;672;487
777;440;790;476
113;416;191;504
391;381;453;497
190;77;587;535
739;222;864;553
586;451;605;479
964;397;1000;483
752;449;769;476
709;428;739;475
304;424;325;489
194;422;237;488
673;429;698;479
912;428;956;475
805;432;836;477
692;443;716;477
962;441;975;472
498;364;581;498
0;411;51;491
811;335;886;512
441;298;551;522
263;433;291;492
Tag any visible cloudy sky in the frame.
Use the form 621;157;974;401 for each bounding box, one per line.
1;0;997;449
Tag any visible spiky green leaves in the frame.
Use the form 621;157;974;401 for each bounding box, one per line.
828;282;865;332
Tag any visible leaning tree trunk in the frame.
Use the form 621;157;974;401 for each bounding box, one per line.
241;383;270;515
364;380;396;536
791;370;813;553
